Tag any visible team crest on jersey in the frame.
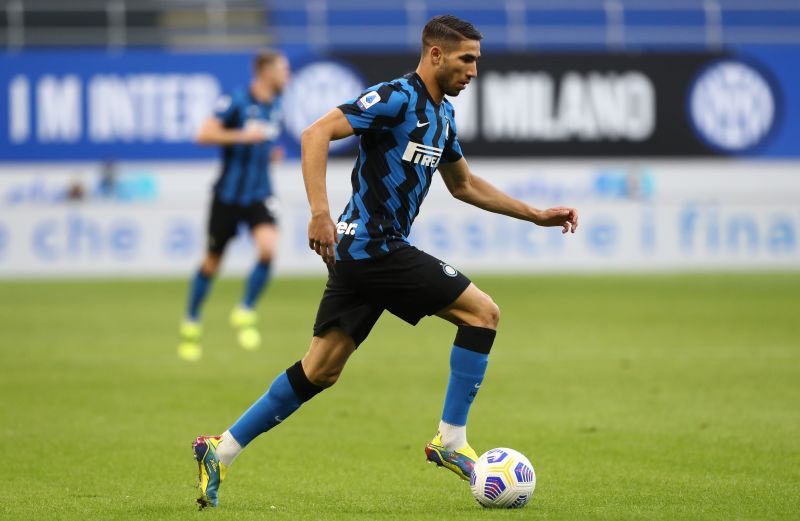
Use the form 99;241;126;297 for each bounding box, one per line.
402;141;443;167
356;91;381;110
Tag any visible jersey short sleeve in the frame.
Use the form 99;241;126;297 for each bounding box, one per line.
213;92;239;126
442;104;463;163
338;83;409;136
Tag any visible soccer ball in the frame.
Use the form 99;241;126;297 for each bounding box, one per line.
470;448;536;508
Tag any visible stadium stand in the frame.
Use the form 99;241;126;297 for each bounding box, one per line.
2;0;800;50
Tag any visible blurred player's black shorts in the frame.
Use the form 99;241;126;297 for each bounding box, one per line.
313;246;471;346
207;196;277;254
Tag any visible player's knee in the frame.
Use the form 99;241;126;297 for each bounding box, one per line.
201;254;221;276
305;365;342;388
257;250;273;264
483;298;501;329
472;295;500;329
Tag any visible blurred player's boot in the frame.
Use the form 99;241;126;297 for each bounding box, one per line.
230;307;261;351
425;432;477;481
177;321;202;361
193;435;227;508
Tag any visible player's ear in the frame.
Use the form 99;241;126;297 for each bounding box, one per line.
430;45;443;66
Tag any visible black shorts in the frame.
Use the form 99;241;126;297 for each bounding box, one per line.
313;246;471;346
207;196;277;254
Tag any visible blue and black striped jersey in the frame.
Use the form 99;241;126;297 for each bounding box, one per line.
212;88;281;206
335;72;463;261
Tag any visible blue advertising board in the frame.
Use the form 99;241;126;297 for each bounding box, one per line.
1;47;798;160
1;51;258;160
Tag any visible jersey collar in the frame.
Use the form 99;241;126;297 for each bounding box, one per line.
410;72;441;108
248;86;273;107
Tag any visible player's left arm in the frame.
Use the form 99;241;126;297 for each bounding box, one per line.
438;157;578;234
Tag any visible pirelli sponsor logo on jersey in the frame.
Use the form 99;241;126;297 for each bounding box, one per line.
402;141;443;167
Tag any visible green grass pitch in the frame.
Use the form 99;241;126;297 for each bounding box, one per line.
1;274;798;520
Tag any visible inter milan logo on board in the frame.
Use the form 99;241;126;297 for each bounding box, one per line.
402;141;443;167
689;59;776;152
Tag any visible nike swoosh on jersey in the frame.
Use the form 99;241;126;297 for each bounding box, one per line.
416;121;430;127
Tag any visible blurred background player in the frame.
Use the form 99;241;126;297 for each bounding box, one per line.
178;50;290;361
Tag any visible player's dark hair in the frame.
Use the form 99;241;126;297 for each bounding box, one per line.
253;49;283;73
422;15;483;51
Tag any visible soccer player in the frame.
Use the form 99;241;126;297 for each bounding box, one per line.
192;15;578;507
178;50;290;361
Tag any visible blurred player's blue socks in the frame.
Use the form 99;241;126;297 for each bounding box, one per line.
187;269;213;321
440;326;495;447
242;261;271;309
228;361;323;449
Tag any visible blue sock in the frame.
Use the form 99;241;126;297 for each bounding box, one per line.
229;361;323;447
441;326;496;426
229;373;301;446
186;269;213;321
242;261;271;309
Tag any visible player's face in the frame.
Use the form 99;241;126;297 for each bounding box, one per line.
436;39;480;97
262;56;291;94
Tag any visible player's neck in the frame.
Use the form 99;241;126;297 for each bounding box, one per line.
414;67;444;105
250;81;275;104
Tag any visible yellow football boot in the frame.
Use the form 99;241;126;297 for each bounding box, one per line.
177;321;202;361
424;432;478;481
192;435;227;508
229;307;261;351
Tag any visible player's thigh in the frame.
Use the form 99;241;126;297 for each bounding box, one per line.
354;247;471;327
246;198;278;255
313;267;384;348
435;282;500;329
207;198;241;255
251;223;278;260
301;328;357;387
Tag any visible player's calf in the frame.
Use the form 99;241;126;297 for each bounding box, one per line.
427;324;496;481
191;360;326;508
300;329;357;388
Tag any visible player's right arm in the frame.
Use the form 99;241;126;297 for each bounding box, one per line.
195;116;266;146
300;108;355;265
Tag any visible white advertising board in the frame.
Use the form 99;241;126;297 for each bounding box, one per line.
0;159;798;277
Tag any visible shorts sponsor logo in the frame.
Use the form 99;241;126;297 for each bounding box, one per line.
402;141;443;167
441;263;458;277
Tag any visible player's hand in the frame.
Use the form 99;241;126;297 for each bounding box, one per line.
270;146;285;163
240;126;268;144
533;207;579;234
308;212;338;265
